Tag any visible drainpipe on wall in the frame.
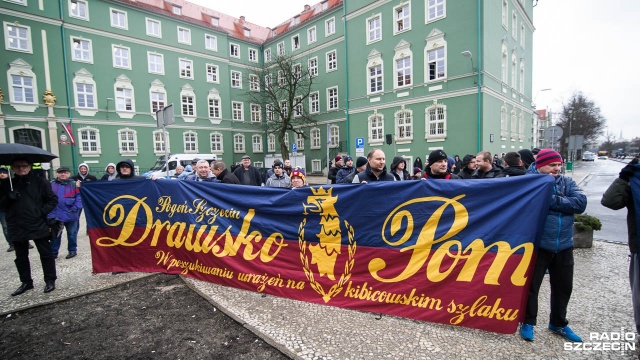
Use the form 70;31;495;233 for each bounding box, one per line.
343;2;350;153
476;0;483;152
58;0;77;170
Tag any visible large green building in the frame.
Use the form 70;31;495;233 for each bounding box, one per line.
0;0;535;176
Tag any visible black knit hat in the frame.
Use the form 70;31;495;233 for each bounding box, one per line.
355;156;367;168
428;150;448;164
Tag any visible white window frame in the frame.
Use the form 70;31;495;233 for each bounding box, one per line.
268;134;276;153
177;26;191;45
249;74;259;91
208;89;221;119
249;48;258;62
266;104;274;122
210;132;223;153
325;17;335;37
368;113;384;144
308;57;318;77
511;52;517;88
367;50;383;95
512;11;517;39
118;128;138;155
264;74;273;90
501;105;508;139
426;0;445;23
395;108;413;141
425;102;446;141
292;34;301;51
501;44;508;84
110;8;128;30
232;101;244;121
74;72;97;112
230;43;240;58
172;4;181;15
519;113;526;141
148;52;164;75
78;127;101;155
146;18;161;38
180;91;196;118
231;70;242;89
252;134;263;153
210;17;219;27
112;45;131;70
520;23;525;48
277;41;285;56
294;96;303;118
394;41;413;89
310;128;321;149
114;75;135;118
307;26;317;44
425;29;447;82
150;85;166;114
368;64;383;94
233;134;245;153
264;48;272;62
327;86;339;110
250;103;261;123
312;159;322;173
502;0;508;29
4;22;32;53
153;129;170;154
206;64;219;83
309;91;319;114
296;132;305;150
366;14;382;44
205;34;217;51
329;125;339;148
69;0;89;21
510;109;517;140
279;100;288;119
393;3;411;35
71;37;92;63
326;50;337;72
179;58;193;79
7;59;37;112
183;131;198;153
278;70;286;87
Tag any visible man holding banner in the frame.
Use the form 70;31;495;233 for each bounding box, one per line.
521;149;586;343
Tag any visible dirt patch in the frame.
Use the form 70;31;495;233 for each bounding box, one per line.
0;274;289;359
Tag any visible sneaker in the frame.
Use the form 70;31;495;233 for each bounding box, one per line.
548;324;582;342
520;323;534;341
7;245;14;252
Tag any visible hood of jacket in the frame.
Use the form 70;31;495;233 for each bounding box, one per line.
116;159;136;178
390;156;406;171
77;162;90;179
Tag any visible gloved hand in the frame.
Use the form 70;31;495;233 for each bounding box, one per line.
619;161;638;182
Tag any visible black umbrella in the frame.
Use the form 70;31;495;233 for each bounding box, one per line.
0;143;58;191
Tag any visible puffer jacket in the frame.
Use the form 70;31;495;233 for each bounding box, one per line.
354;164;395;183
266;173;291;188
601;177;637;253
336;165;354;184
527;167;587;252
48;178;82;223
0;172;58;242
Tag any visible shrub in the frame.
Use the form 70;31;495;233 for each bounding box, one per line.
575;214;602;231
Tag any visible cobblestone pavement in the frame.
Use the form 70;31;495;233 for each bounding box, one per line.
2;163;638;359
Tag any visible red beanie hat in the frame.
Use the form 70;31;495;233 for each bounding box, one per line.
536;149;562;168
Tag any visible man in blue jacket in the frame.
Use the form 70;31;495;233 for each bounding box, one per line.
49;167;82;259
520;149;586;343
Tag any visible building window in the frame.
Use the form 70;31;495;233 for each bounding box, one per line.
308;91;319;114
325;17;335;36
326;50;337;72
177;27;191;45
296;132;305;150
205;34;217;51
115;87;133;111
153;130;169;153
394;3;411;34
268;134;276;152
231;71;242;88
511;53;517;88
118;129;137;154
329;126;339;148
146;18;161;37
284;133;290;149
395;109;412;140
512;12;517;39
234;134;245;153
112;45;131;69
110;9;128;29
78;128;100;155
208;91;221;119
312;159;322;172
310;128;321;149
520;23;525;48
293;63;302;79
150;90;166;113
510;110;517;140
75;82;95;109
181;95;195;116
232;101;243;121
426;103;446;140
252;135;263;153
210;133;222;153
69;0;89;20
249;48;258;62
5;22;32;53
502;0;508;28
501;106;508;139
264;74;273;90
501;45;508;83
206;64;218;83
148;52;164;74
277;70;286;87
277;42;285;56
294;96;303;117
427;47;445;81
327;87;338;110
251;103;261;122
211;16;219;26
368;113;384;143
184;132;197;152
249;74;259;91
279;100;288;119
307;26;316;44
179;58;193;79
395;56;411;87
172;4;181;15
427;0;445;22
230;43;240;58
71;37;92;63
292;35;300;50
369;64;383;94
264;48;271;62
308;57;318;77
7;59;38;111
266;104;274;122
367;14;381;43
520;61;525;94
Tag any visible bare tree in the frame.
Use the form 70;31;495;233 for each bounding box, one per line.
244;55;317;160
556;92;606;158
599;131;616;155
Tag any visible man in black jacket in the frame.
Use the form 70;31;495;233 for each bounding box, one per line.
0;158;58;295
212;161;240;184
233;155;263;186
353;148;394;183
472;151;503;178
498;152;527;177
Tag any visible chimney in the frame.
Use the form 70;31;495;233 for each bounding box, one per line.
239;16;245;24
304;5;311;11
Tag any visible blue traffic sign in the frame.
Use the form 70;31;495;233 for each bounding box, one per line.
292;143;297;153
355;137;365;149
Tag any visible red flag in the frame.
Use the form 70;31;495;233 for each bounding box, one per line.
61;122;75;146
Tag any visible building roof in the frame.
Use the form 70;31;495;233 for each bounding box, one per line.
536;109;547;120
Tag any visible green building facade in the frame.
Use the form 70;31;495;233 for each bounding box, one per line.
0;0;535;176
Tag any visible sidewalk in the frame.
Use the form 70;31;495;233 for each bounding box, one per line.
1;170;637;359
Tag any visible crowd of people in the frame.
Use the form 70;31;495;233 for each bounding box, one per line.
1;148;639;347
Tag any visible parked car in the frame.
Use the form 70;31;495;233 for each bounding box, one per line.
598;155;608;160
582;153;595;161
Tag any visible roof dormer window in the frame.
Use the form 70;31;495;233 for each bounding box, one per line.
211;17;219;26
172;4;182;15
244;28;251;37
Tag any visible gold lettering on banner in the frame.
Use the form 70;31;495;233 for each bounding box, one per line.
447;296;519;325
98;196;287;263
369;195;533;286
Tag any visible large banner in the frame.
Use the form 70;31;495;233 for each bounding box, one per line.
82;176;553;334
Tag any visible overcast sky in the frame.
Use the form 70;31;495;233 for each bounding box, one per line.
191;0;640;142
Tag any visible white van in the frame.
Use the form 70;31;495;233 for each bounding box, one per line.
143;153;218;178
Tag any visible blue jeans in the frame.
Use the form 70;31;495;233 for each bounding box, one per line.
0;211;9;245
50;220;79;256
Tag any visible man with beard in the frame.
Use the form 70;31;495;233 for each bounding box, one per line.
457;155;476;179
